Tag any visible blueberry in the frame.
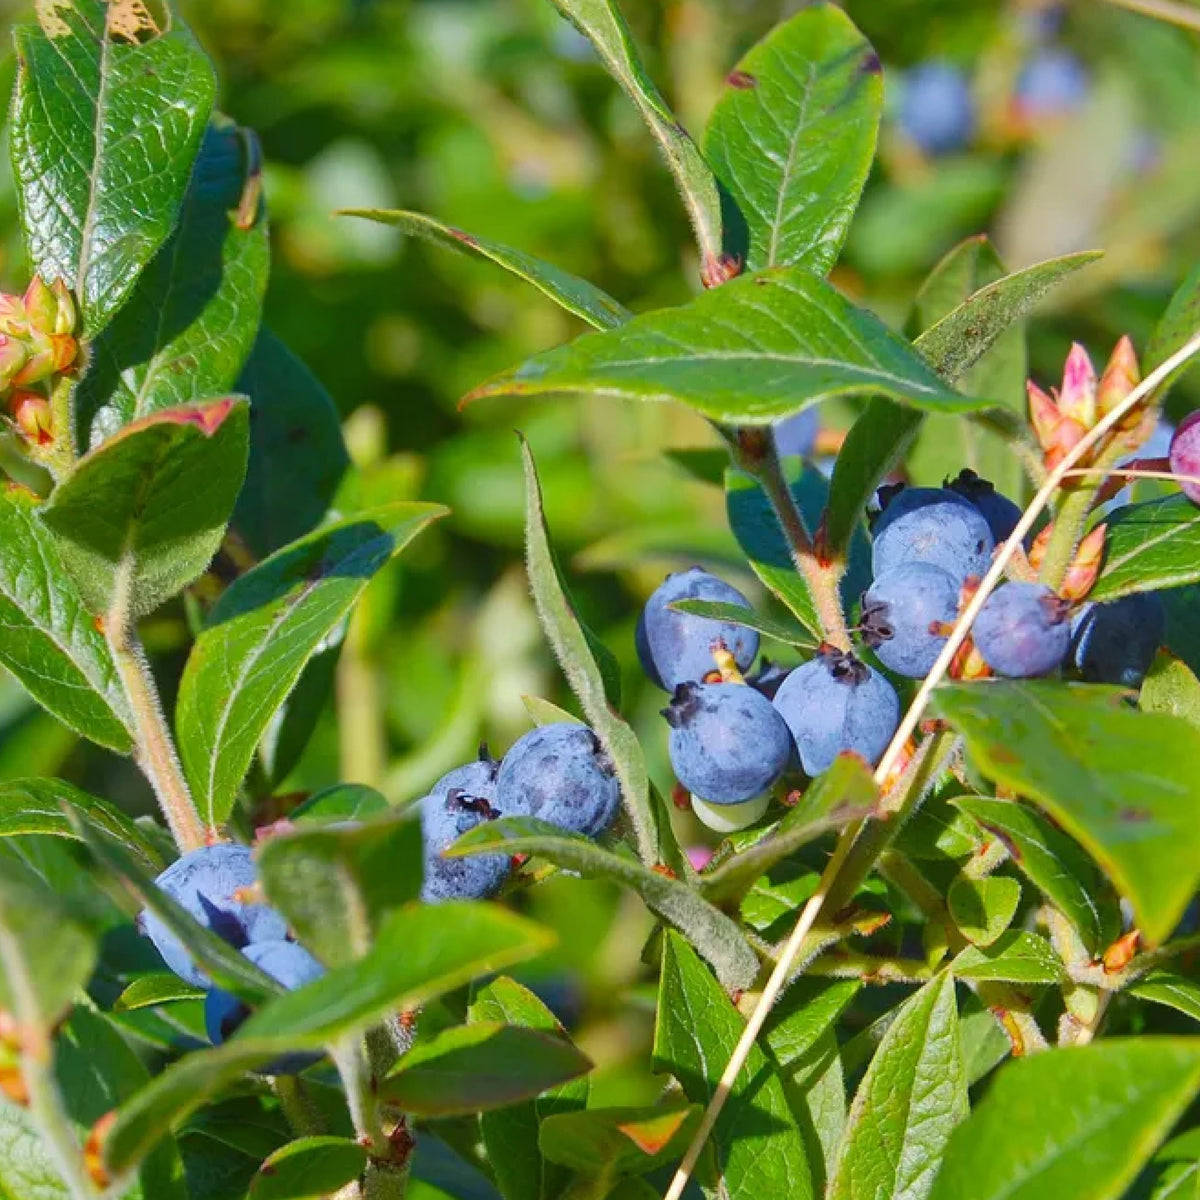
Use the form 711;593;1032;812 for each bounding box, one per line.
1170;412;1200;505
1015;49;1088;119
142;844;288;988
421;753;510;903
205;939;325;1075
496;723;620;837
636;568;760;691
862;563;960;678
871;485;994;584
899;62;975;156
663;681;792;804
772;649;900;776
1071;593;1165;687
746;658;791;700
773;409;819;459
946;469;1023;543
973;582;1071;677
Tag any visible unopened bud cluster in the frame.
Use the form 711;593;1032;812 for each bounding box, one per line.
0;275;78;448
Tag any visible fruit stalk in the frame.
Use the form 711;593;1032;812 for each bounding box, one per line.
105;618;207;854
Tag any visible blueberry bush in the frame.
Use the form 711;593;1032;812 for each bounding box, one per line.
4;2;1200;1200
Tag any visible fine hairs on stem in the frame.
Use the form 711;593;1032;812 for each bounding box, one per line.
663;328;1200;1200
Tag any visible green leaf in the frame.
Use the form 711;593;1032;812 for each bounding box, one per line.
933;681;1200;945
341;210;629;331
703;4;880;275
0;854;96;1026
41;398;250;619
1147;261;1200;397
1091;496;1200;602
0;777;162;869
544;0;721;268
11;0;217;335
0;1100;70;1200
928;1039;1200;1200
654;932;813;1200
104;903;553;1172
947;876;1021;947
450;816;758;991
668;598;816;648
470;975;588;1200
248;1137;369;1200
68;815;278;1003
113;973;206;1012
824;249;1097;556
74;118;270;445
538;1104;699;1179
698;755;877;904
0;488;133;751
232;330;351;559
256;810;423;968
952;796;1121;956
380;1023;591;1117
950;931;1067;984
763;978;861;1070
829;973;966;1200
520;440;661;864
521;695;584;727
291;784;390;825
468;269;974;424
726;459;869;637
176;502;445;827
1132;971;1200;1023
1142;654;1200;731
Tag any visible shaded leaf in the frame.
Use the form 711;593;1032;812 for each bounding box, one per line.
953;796;1120;956
933;682;1200;944
703;4;881;275
829;973;966;1200
249;1137;368;1200
763;978;861;1070
669;598;816;648
1092;496;1200;602
0;489;133;751
1141;654;1200;732
947;876;1021;947
176;502;445;827
929;1039;1200;1200
11;0;217;334
450;816;758;991
291;784;390;825
113;973;206;1012
468;269;974;424
951;931;1067;984
1131;971;1200;1024
538;1103;698;1178
75;118;269;445
653;932;813;1199
1147;261;1200;398
256;810;423;968
41;398;250;619
342;210;629;331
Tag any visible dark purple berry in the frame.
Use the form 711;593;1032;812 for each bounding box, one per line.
1170;412;1200;505
1071;593;1165;688
872;486;994;584
974;582;1071;677
862;563;960;678
663;681;792;804
772;649;900;776
637;568;759;691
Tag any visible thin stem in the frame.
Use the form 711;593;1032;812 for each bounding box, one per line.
106;620;206;853
273;1076;324;1138
1103;0;1200;32
338;608;386;788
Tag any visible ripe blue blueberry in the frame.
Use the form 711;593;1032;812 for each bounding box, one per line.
496;723;620;837
205;939;326;1075
636;567;759;691
862;563;960;678
773;649;900;776
947;469;1023;543
899;62;975;156
663;681;792;804
142;843;288;988
974;582;1071;677
1071;592;1165;687
773;408;819;459
871;485;994;585
421;753;510;903
1015;49;1088;119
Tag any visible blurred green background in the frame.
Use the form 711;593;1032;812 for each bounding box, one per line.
2;0;1200;1111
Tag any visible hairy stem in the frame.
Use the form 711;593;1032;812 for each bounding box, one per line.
273;1076;324;1138
730;429;851;650
106;620;206;853
1037;439;1125;589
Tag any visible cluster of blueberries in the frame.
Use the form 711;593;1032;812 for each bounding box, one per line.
141;725;624;1060
642;467;1165;831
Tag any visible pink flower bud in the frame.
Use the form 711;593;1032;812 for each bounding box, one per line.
11;331;55;386
1058;342;1097;428
0;336;28;388
22;276;58;335
1096;336;1140;418
10;391;52;446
